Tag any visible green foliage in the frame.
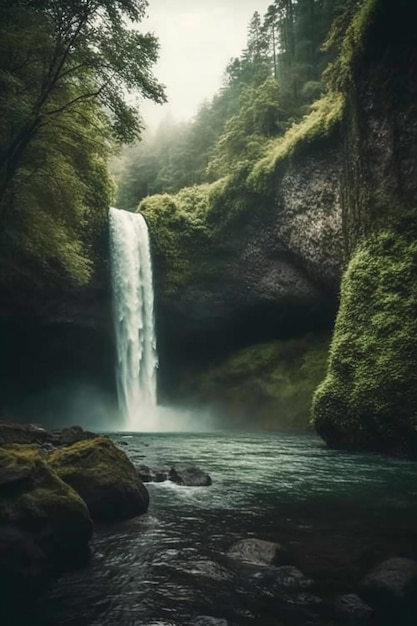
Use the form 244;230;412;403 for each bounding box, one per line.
0;101;113;286
140;185;215;294
0;0;164;286
323;0;379;91
116;0;354;210
249;92;344;192
312;214;417;455
180;334;330;430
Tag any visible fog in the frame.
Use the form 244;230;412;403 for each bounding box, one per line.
141;0;274;127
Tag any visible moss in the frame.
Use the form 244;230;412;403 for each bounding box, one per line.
312;214;417;455
49;437;149;521
248;93;345;194
180;334;330;430
0;445;92;565
324;0;380;92
140;185;215;294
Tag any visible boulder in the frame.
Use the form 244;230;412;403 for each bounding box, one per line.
137;464;168;483
0;445;92;568
0;422;57;447
227;538;291;566
334;594;373;625
49;437;149;521
169;465;212;486
0;526;48;620
56;425;98;446
249;565;313;594
359;557;417;614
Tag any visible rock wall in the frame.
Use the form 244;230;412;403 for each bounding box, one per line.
0;285;117;427
154;140;344;395
312;0;417;455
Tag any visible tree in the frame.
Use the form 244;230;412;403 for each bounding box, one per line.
0;0;166;224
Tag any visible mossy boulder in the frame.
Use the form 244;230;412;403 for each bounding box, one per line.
49;437;149;521
312;219;417;455
0;445;93;568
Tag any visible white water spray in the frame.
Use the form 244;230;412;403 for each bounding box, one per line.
109;208;158;430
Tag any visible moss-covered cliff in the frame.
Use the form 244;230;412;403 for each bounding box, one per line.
140;0;417;446
311;0;417;454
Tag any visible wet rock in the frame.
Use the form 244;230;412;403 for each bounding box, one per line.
137;464;168;483
0;422;56;447
169;465;212;486
359;557;417;614
57;425;97;446
250;565;313;593
180;559;233;582
278;592;326;625
49;437;149;521
0;446;92;568
0;526;48;620
227;538;291;566
192;618;228;626
0;463;31;489
334;594;373;625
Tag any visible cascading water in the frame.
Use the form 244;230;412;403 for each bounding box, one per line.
109;207;158;430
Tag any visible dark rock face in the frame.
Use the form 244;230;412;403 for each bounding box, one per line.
342;0;417;253
156;145;342;394
312;0;417;455
0;286;117;427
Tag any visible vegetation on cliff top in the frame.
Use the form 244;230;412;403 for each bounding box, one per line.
312;213;417;455
136;1;369;294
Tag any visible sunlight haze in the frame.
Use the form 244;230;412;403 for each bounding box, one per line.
141;0;273;128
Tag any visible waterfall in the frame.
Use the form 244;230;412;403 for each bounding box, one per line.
109;207;158;430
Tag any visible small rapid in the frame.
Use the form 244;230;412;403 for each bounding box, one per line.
109;208;158;430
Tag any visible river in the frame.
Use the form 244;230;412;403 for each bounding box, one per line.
34;432;417;626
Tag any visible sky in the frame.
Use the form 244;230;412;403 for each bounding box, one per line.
139;0;273;129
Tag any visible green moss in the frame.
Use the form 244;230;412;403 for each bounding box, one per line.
140;185;216;294
312;215;417;454
181;334;330;430
49;437;137;488
0;445;89;521
0;445;92;566
249;93;345;194
49;437;148;521
324;0;380;92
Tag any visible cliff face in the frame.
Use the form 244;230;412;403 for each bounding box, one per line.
153;141;343;395
312;0;417;455
0;285;117;427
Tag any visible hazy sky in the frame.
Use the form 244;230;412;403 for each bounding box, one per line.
140;0;272;128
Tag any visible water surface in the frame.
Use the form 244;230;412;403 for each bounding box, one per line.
37;432;417;625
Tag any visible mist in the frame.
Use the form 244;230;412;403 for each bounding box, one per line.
141;0;274;127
